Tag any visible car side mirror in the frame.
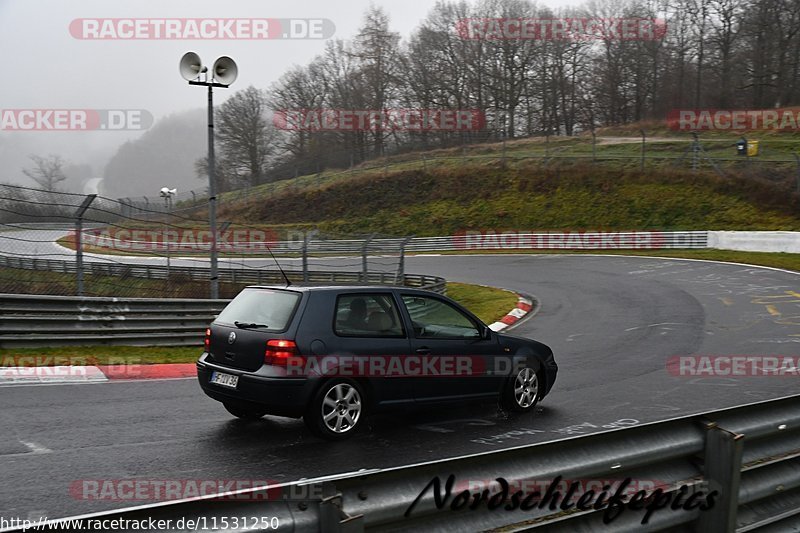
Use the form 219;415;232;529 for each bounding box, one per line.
481;325;492;340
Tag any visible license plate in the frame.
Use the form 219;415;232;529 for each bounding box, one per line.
210;371;239;389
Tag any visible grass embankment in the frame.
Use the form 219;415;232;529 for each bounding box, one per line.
68;161;800;251
0;345;200;365
218;163;800;236
53;132;800;257
0;282;519;365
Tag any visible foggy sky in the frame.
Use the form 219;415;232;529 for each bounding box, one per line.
0;0;583;190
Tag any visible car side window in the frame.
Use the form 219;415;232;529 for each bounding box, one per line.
401;295;481;339
334;294;405;337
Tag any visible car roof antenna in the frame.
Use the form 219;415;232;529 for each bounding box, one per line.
264;242;291;287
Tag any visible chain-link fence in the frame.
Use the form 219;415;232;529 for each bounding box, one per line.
0;184;422;299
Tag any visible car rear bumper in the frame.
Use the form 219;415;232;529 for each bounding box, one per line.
197;356;315;418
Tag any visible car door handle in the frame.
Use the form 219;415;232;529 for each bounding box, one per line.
415;347;431;355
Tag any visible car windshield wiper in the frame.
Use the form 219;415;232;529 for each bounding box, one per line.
234;321;270;329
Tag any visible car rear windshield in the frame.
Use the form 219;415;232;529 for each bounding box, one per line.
215;289;301;331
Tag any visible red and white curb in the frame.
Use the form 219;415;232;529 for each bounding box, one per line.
488;295;535;332
0;364;197;386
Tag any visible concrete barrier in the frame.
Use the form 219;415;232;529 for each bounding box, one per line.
709;231;800;253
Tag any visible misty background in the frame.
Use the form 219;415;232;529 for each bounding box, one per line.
1;0;794;200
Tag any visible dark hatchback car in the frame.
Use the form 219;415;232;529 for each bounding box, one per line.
197;286;557;440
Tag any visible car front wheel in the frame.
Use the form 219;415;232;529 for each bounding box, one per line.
501;365;540;412
305;380;364;440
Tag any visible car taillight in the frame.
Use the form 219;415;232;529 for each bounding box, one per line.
204;328;211;351
265;339;301;366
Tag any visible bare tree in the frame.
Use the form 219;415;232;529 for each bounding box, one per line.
215;86;276;187
22;155;67;192
351;6;402;155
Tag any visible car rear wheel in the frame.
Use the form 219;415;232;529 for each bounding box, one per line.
305;380;364;440
224;402;268;420
501;366;540;412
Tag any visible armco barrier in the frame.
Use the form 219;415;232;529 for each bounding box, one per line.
0;254;445;289
0;270;445;348
0;294;227;348
9;394;799;532
76;231;710;254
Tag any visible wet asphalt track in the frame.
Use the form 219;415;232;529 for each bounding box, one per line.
3;254;800;520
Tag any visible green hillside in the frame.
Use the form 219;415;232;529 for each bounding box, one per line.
217;157;800;236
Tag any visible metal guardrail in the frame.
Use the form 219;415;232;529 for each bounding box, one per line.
9;394;798;532
0;254;445;288
0;270;446;348
80;231;710;255
0;294;226;348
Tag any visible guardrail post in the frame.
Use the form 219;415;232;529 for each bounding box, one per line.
74;194;97;296
320;482;364;532
697;421;744;532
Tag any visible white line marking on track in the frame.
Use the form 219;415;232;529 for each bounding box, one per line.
20;441;52;454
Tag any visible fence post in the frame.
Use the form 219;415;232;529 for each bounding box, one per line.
74;194;97;296
361;235;374;283
396;236;413;285
697;421;743;532
302;232;312;283
640;129;646;171
591;130;597;164
794;155;800;195
545;131;550;158
502;138;507;168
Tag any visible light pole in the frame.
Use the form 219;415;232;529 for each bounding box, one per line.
159;187;176;277
179;52;238;299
